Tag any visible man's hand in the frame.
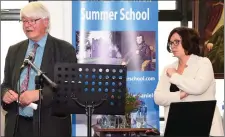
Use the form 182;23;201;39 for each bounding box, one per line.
121;61;127;65
206;43;213;51
166;68;177;77
2;90;18;104
19;90;39;106
180;91;188;99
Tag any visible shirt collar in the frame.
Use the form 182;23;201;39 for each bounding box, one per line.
29;33;48;48
171;54;196;68
186;54;197;66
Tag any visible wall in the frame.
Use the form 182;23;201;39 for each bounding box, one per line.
1;1;224;136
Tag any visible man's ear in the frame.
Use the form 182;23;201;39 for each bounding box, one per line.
43;18;49;27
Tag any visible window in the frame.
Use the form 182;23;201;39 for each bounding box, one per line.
1;1;29;21
158;1;176;10
158;21;181;76
1;1;28;9
188;21;192;28
1;21;27;82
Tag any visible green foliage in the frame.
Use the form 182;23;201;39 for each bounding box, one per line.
125;89;141;113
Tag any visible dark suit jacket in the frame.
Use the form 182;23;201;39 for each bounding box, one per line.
1;34;77;137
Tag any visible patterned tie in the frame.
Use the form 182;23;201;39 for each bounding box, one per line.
20;43;39;92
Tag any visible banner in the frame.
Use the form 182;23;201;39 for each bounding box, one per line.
72;1;159;136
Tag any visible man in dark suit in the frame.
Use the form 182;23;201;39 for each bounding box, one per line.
122;34;152;71
1;2;77;137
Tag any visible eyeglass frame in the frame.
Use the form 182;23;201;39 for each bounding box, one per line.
19;18;42;25
167;39;182;49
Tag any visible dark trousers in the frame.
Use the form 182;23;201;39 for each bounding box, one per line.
14;116;33;137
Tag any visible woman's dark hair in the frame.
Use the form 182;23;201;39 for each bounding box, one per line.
167;27;202;56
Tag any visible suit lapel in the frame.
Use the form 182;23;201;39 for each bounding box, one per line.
14;34;54;91
40;34;54;75
14;40;29;91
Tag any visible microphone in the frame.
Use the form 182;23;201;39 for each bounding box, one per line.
20;52;35;69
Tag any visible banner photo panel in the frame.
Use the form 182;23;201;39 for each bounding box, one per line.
72;1;159;136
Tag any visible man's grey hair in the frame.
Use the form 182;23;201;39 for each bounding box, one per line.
20;1;50;32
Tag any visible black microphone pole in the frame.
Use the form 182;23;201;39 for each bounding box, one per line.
24;59;57;88
24;59;57;137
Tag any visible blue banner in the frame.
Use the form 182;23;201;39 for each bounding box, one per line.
72;1;159;136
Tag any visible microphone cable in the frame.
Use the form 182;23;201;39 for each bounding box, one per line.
13;67;24;137
14;52;34;137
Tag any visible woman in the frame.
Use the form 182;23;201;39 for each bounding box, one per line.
154;27;224;136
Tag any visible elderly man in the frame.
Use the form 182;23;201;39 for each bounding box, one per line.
1;2;77;137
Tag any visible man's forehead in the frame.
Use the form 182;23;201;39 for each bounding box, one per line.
137;36;143;38
21;16;39;20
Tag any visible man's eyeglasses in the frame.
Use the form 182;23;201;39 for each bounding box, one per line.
19;18;41;25
168;40;181;49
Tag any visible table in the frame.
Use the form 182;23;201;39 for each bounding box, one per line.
93;127;160;137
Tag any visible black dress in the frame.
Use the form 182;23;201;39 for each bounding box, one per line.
170;84;179;92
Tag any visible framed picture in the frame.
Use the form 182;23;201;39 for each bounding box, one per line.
192;0;224;79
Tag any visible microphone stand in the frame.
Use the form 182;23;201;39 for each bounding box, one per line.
24;59;57;137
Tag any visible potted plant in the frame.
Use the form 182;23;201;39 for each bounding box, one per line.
97;89;141;129
125;89;141;127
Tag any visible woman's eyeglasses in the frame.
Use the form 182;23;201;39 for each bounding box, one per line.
168;40;181;49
